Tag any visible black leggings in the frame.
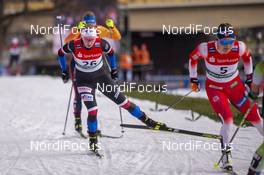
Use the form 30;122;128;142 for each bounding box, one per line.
75;69;127;111
75;68;143;133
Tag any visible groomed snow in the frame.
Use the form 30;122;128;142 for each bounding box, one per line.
0;76;262;175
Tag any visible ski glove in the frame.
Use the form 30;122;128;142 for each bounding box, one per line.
190;78;200;92
105;18;114;29
61;71;69;83
77;21;87;30
245;73;253;89
111;69;118;81
248;90;259;101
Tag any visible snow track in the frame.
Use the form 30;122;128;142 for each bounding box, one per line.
0;76;262;175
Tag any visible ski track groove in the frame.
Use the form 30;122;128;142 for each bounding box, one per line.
35;156;53;175
127;134;157;175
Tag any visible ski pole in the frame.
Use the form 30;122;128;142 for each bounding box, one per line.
103;55;125;134
62;63;74;135
150;90;162;111
117;87;125;134
261;93;264;117
159;90;193;112
57;16;63;47
56;15;72;135
119;107;125;133
62;84;73;135
214;102;255;168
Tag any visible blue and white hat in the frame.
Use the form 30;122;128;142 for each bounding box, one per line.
217;23;236;39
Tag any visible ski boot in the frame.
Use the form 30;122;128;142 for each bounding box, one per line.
96;129;102;137
89;132;98;152
247;143;264;175
247;169;258;175
74;117;82;133
139;113;167;130
221;147;233;172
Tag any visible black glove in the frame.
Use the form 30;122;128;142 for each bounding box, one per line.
61;71;69;83
245;73;253;89
111;69;118;80
190;78;200;92
248;90;259;101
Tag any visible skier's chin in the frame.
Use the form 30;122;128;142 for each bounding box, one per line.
220;47;232;54
222;48;231;54
84;43;93;48
82;39;95;48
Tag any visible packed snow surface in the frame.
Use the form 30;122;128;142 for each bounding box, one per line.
0;76;262;175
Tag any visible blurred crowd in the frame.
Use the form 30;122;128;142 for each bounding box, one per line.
119;43;152;81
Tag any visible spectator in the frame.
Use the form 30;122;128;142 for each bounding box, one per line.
119;50;132;81
131;45;142;81
140;43;150;65
8;37;22;75
140;43;152;80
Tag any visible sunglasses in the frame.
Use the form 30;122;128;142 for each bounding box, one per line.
219;39;235;45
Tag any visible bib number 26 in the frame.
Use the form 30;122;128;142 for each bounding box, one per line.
82;60;97;67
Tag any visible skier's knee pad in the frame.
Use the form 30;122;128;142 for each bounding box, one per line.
88;108;98;121
120;100;143;118
119;99;130;109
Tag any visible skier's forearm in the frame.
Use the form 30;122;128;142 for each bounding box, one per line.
98;25;121;40
189;44;204;78
101;39;118;69
110;26;121;40
58;41;74;56
243;56;253;75
189;58;198;78
57;43;71;72
107;50;117;70
57;55;67;72
240;43;253;75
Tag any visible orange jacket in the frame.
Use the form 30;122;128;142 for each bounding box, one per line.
140;50;150;65
131;49;141;65
120;53;132;69
64;25;121;43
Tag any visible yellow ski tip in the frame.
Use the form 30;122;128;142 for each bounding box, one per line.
213;163;219;168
